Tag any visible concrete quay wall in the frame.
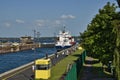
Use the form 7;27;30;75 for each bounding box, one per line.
0;43;55;54
0;43;40;54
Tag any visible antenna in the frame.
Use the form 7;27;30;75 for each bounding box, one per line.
33;29;36;42
36;31;40;43
63;25;66;33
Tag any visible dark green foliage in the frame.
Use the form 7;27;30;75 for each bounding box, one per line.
112;19;120;80
80;0;120;80
80;1;120;79
80;2;117;65
114;48;120;80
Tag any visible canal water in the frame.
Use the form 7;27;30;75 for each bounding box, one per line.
0;47;57;74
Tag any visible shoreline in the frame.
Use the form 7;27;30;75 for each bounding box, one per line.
0;43;55;54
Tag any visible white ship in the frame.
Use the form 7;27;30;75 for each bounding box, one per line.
55;27;76;51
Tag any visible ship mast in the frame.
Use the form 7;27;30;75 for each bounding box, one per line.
63;26;66;33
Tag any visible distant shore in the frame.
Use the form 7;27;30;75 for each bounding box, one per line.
0;43;40;54
0;43;55;54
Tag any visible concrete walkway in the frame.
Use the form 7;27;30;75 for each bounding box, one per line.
80;57;115;80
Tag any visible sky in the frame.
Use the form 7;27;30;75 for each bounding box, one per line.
0;0;118;37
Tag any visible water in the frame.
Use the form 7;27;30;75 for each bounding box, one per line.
0;47;57;74
0;37;79;74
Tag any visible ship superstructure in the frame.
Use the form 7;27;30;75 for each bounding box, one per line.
55;28;76;51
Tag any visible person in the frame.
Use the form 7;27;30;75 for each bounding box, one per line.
62;51;65;55
65;50;69;56
45;53;48;59
55;52;58;58
32;65;35;72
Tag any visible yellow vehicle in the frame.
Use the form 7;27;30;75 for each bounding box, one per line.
35;58;51;79
78;46;83;50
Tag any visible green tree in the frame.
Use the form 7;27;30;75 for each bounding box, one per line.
112;19;120;80
80;2;117;65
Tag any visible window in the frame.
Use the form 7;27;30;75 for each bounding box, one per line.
36;64;51;70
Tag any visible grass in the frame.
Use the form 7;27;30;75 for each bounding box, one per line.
49;49;83;80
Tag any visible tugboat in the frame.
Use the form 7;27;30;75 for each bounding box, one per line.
55;27;76;51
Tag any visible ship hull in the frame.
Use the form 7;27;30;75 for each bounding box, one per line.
55;27;76;51
55;45;71;51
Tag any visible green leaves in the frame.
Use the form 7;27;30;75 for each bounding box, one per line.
80;2;118;65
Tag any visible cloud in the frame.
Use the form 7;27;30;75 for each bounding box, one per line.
54;20;61;25
35;19;45;27
61;14;76;19
4;22;11;27
16;19;24;23
36;20;45;23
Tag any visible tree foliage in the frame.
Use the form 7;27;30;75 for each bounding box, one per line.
80;2;118;65
112;14;120;80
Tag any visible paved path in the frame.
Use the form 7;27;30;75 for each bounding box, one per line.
80;57;115;80
6;67;33;80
